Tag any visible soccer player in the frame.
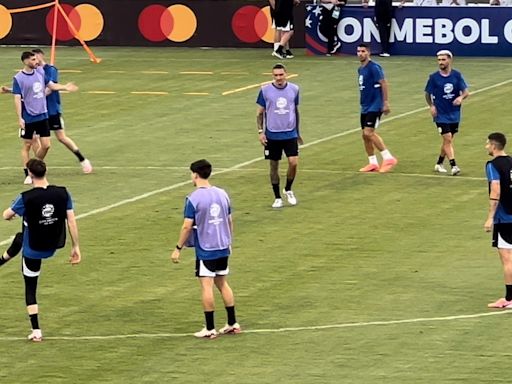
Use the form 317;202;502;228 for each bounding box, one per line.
272;0;299;59
32;49;92;174
2;159;81;342
12;51;78;184
484;133;512;309
425;50;469;176
171;159;240;339
356;44;397;173
256;63;302;208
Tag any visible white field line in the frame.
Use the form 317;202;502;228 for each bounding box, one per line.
0;310;509;342
1;79;509;247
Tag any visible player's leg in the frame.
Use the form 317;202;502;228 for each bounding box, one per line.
22;256;43;342
283;138;299;205
488;224;512;308
194;260;218;338
34;120;51;160
0;232;23;266
265;139;283;207
441;125;459;175
215;267;241;335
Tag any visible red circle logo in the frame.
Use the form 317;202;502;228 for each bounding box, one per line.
232;6;273;44
138;4;197;43
46;3;104;42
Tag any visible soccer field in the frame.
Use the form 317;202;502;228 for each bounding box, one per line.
1;47;512;383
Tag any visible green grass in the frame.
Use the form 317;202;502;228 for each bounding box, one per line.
1;47;512;383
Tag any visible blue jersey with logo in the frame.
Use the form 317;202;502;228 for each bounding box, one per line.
11;191;73;259
486;162;512;224
425;70;468;124
12;68;49;123
358;60;385;114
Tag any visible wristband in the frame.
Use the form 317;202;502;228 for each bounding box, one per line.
176;244;183;250
258;129;263;134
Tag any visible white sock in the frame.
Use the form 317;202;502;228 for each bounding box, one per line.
380;149;393;160
368;155;379;165
274;43;279;51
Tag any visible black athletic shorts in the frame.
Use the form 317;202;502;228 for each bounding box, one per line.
492;223;512;248
20;119;50;139
436;122;459;136
360;112;382;129
48;114;64;130
195;257;229;277
264;138;299;161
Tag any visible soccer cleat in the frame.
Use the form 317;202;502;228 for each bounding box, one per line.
451;165;461;176
23;175;32;185
80;159;93;174
285;50;294;59
379;52;391;57
330;41;341;54
27;329;43;342
379;158;398;173
219;322;242;335
434;164;448;173
272;50;286;60
487;298;512;308
272;198;283;208
283;189;297;206
359;164;379;172
194;327;218;339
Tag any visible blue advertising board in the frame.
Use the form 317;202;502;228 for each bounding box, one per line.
305;5;512;56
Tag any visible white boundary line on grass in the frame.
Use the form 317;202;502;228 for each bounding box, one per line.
0;310;509;341
1;78;511;248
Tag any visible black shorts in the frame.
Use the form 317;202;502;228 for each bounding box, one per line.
264;138;299;161
22;256;42;277
195;257;229;277
20;119;50;139
436;123;459;136
274;1;294;30
492;223;512;248
360;112;382;129
48;114;64;131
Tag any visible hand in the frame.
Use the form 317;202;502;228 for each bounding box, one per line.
65;82;79;92
452;96;463;106
19;118;25;129
298;135;304;145
382;101;390;115
259;133;268;146
429;105;437;118
484;219;493;232
171;249;180;263
1;85;11;94
69;246;81;265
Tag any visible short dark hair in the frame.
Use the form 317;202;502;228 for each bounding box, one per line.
21;51;35;62
27;159;47;178
190;159;212;179
488;132;507;150
357;43;370;50
273;63;286;71
32;48;44;55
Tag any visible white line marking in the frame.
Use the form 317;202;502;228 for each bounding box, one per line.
0;310;508;341
0;79;508;247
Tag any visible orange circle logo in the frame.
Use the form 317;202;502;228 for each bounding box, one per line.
46;3;104;42
0;5;13;39
232;6;273;44
139;4;197;42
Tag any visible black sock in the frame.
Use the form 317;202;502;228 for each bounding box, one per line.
204;311;215;331
73;150;85;162
0;254;9;266
449;159;457;167
285;178;295;192
272;183;281;199
506;285;512;301
226;306;237;326
437;156;445;165
277;45;284;53
29;313;40;330
1;232;23;265
24;168;28;177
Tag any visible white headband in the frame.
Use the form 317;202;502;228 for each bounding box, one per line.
436;49;453;58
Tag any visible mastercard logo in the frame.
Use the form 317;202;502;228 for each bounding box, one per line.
138;4;197;43
0;5;12;39
232;6;273;44
46;3;104;42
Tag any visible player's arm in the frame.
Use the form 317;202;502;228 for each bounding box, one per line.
256;105;267;146
485;180;500;232
269;0;276;9
453;88;469;106
14;94;24;129
47;81;78;93
66;209;81;264
1;85;12;94
379;79;390;114
3;207;16;220
171;218;194;263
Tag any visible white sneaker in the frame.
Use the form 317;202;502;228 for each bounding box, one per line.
272;198;283;208
23;175;32;185
283;189;297;205
434;164;448;173
219;322;242;335
194;327;217;339
451;166;461;176
379;52;391;57
80;159;93;174
27;329;42;342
